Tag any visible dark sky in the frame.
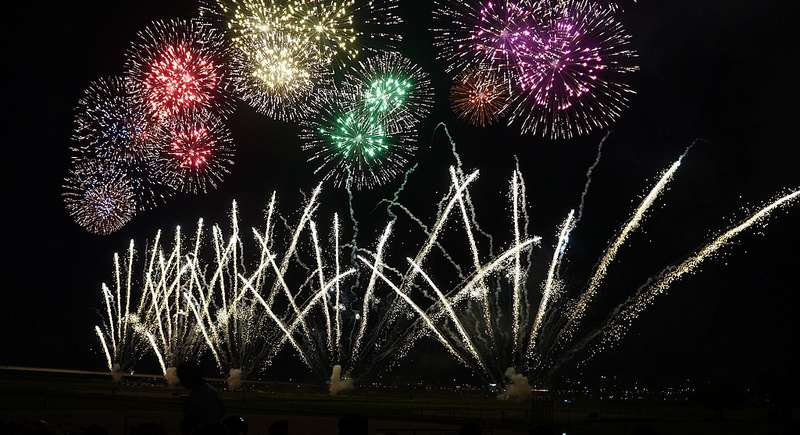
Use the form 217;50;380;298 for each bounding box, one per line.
2;0;799;390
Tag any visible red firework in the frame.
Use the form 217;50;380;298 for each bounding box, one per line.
126;19;235;121
160;114;235;194
143;44;219;119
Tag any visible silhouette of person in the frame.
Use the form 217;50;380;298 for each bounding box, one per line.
177;362;226;435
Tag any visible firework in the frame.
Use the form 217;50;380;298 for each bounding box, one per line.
72;77;175;211
73;77;159;161
201;0;402;68
159;112;235;194
200;0;291;50
433;0;536;76
507;0;638;138
301;90;416;189
284;0;402;66
125;19;236;120
230;30;332;121
91;130;799;388
63;159;137;235
341;51;434;133
450;67;510;127
94;240;151;379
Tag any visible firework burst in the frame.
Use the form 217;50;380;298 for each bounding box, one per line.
200;0;291;50
342;51;434;133
230;30;332;121
507;0;638;138
450;67;510;127
73;77;159;161
302;91;416;189
285;0;402;66
433;0;536;77
63;159;137;235
202;0;402;68
72;77;175;210
159;112;235;194
125;19;236;121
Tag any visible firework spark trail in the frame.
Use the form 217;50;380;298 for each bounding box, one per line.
266;184;322;305
345;170;360;256
145;332;167;375
450;168;496;349
350;222;393;367
562;156;684;335
254;193;277;290
270;268;357;375
97;241;141;371
576;131;612;222
184;292;225;370
408;258;490;375
555;188;800;371
309;221;334;354
357;256;470;367
95;325;113;371
444;238;539;307
250;196;311;336
511;169;525;357
243;276;313;367
136;221;209;374
260;244;313;338
610;189;800;339
396;168;480;299
333;213;343;363
527;210;575;359
382;163;418;222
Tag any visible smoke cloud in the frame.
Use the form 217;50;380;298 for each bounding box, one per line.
227;369;243;389
111;363;124;383
329;364;354;396
165;366;179;386
497;367;531;400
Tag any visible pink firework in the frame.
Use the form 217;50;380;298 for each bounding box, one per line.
508;0;638;139
126;19;236;120
434;0;535;76
159;113;235;194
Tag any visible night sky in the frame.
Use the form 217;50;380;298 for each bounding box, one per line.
2;0;799;390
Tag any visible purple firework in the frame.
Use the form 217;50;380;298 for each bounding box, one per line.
508;0;638;139
433;0;535;78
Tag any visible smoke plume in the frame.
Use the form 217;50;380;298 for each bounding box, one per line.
111;363;124;383
227;369;243;389
165;366;179;386
329;365;354;396
497;367;531;400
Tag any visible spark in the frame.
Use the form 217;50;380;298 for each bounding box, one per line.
125;19;236;120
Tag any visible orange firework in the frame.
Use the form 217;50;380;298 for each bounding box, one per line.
449;68;509;127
